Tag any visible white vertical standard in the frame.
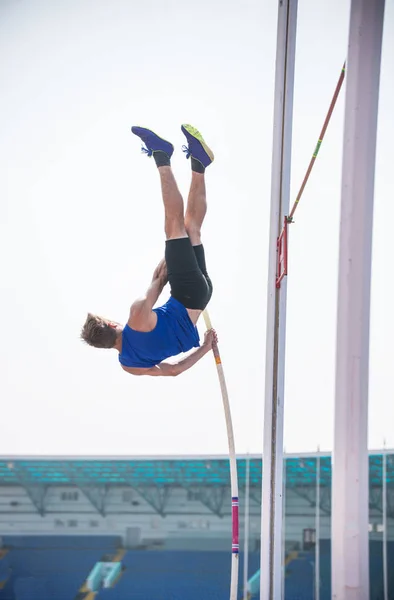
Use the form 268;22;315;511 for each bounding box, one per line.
331;1;385;599
260;1;297;599
382;446;388;600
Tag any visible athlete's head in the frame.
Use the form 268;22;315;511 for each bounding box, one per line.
80;313;119;349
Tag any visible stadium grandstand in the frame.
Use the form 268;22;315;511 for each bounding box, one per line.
0;451;393;599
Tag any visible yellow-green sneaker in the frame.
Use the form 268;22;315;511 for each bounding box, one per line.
181;124;214;168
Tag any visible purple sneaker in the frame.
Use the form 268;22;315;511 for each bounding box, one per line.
181;124;215;168
131;126;174;159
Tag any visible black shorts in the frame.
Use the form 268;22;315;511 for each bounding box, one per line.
165;238;213;310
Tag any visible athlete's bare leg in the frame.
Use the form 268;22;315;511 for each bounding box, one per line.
184;172;207;246
157;166;187;240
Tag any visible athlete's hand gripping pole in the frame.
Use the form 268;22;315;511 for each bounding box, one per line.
203;309;239;600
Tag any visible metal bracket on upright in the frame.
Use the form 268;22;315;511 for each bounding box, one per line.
276;217;288;289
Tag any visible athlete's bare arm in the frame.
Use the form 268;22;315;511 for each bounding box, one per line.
128;259;168;332
121;329;218;377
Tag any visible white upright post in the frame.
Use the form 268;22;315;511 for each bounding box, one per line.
243;455;250;600
315;450;320;600
331;1;385;599
260;1;297;599
382;445;388;600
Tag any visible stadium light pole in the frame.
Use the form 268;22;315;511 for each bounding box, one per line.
331;1;385;599
260;1;297;599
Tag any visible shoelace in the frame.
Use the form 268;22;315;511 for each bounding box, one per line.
142;144;191;159
141;145;153;157
182;145;191;159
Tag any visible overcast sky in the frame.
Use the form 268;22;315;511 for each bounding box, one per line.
1;0;393;457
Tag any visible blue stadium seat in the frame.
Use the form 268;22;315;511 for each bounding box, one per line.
93;550;261;600
0;539;392;600
0;556;10;585
3;536;120;550
0;537;120;600
14;577;51;600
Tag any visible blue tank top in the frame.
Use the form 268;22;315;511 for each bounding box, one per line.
119;296;200;369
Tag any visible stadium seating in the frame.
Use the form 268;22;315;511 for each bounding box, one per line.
0;537;392;600
284;551;314;600
93;550;259;600
319;540;331;600
0;536;120;600
13;577;51;600
2;536;120;550
0;555;11;586
251;540;393;600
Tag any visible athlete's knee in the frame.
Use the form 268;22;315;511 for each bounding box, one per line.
185;223;201;246
165;216;187;240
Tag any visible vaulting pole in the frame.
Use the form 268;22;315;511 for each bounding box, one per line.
203;310;239;600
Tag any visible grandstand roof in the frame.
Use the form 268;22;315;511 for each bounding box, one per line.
0;452;393;488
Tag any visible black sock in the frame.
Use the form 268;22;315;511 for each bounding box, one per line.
153;151;171;168
191;157;205;174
